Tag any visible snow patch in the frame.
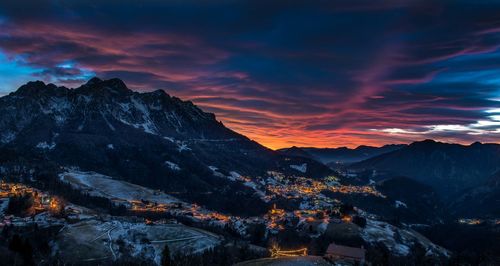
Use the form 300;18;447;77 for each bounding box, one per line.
361;219;410;256
114;97;159;135
0;131;16;144
177;142;191;152
290;163;307;173
164;161;180;171
395;200;407;208
59;169;180;204
131;97;158;134
208;166;225;178
228;171;241;181
36;141;56;150
361;219;450;258
163;136;175;142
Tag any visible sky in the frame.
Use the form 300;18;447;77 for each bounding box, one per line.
0;0;499;149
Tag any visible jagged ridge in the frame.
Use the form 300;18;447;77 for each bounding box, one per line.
0;78;333;215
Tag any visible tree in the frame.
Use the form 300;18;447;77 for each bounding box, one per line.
339;203;354;216
161;244;171;266
21;239;34;265
352;216;367;228
7;193;34;216
8;235;34;265
247;223;266;245
8;234;23;252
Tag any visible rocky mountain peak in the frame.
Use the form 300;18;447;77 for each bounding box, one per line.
77;77;132;96
13;80;68;98
0;78;243;143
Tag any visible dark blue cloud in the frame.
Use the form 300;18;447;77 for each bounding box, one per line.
0;0;499;148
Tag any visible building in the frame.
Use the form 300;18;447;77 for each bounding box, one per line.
324;243;365;264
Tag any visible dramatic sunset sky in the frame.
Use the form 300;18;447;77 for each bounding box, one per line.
0;1;500;149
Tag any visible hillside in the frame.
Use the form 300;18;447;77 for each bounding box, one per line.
352;140;500;197
278;145;405;165
448;171;500;218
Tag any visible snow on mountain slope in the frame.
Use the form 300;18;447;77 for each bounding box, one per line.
59;169;181;204
0;78;333;216
290;163;307;173
0;78;234;141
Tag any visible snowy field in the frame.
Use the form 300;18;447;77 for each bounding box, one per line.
59;170;181;204
361;219;449;257
54;219;222;265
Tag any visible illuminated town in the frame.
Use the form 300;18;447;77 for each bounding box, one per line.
1;167;381;239
0;181;71;227
0;169;456;264
118;169;387;237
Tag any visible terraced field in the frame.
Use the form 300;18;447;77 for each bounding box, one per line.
54;219;222;264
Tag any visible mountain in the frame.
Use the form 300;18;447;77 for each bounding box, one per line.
448;171;500;217
352;140;500;197
276;146;315;160
0;78;332;215
375;177;444;223
278;144;405;165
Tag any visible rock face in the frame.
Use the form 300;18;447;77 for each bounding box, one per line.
1;78;244;146
0;78;332;215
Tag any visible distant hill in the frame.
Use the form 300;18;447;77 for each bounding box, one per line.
278;144;405;165
276;146;315;160
448;171;500;218
352;140;500;197
375;177;444;222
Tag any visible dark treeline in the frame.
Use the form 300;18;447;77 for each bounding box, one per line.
161;241;267;266
0;222;63;266
6;193;34;216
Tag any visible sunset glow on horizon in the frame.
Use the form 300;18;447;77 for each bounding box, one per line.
1;1;500;149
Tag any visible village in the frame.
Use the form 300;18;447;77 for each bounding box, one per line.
0;180;369;265
0;168;452;265
111;168;387;239
0;181;69;228
51;169;386;236
457;218;500;226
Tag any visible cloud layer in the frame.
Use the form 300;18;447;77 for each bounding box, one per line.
0;0;499;148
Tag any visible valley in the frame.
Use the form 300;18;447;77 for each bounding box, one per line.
0;78;498;265
0;164;452;265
